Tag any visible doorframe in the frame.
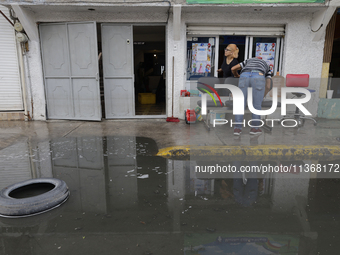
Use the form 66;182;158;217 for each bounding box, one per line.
129;23;167;119
100;22;167;119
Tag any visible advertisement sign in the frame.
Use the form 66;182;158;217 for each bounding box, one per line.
192;43;212;74
255;42;276;73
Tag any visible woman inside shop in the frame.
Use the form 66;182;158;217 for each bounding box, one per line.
218;44;239;78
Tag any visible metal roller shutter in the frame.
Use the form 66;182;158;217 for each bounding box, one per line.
0;5;23;111
187;24;285;36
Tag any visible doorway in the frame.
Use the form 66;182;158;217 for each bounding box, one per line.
329;9;340;98
133;26;166;116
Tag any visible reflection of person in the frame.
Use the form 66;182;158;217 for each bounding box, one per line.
231;57;273;136
233;175;258;207
218;44;239;78
219;180;233;199
233;161;258;207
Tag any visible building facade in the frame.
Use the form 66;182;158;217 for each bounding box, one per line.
0;0;339;121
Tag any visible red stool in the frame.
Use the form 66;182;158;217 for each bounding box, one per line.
280;74;317;127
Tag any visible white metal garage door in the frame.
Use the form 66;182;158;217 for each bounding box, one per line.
0;5;23;111
101;24;134;118
40;22;102;121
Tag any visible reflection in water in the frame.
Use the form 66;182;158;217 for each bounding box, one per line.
0;136;339;254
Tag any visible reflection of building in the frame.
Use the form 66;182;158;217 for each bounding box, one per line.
3;136;340;253
0;2;339;121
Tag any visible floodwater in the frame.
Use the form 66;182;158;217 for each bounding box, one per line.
0;136;339;255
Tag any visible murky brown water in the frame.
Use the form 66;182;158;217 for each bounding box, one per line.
0;136;339;254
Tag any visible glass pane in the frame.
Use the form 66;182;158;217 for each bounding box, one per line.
252;37;278;74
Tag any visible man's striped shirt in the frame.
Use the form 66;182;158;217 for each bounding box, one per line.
239;58;273;78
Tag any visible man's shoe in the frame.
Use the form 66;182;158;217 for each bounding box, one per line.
234;128;242;136
249;128;262;135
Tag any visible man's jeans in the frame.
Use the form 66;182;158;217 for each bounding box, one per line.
235;71;265;128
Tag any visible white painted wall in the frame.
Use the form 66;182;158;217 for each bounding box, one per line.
283;14;325;116
11;5;46;120
26;40;46;120
166;15;187;118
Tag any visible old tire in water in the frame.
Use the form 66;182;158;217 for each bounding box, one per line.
0;178;69;218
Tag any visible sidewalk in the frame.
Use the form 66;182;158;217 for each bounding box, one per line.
1;118;340;159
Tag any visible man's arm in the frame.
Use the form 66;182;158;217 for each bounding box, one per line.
231;64;241;78
263;60;273;78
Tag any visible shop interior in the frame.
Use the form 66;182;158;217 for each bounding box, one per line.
97;24;105;118
329;9;340;98
133;26;166;116
187;35;280;81
97;25;166;118
217;35;246;77
218;36;279;77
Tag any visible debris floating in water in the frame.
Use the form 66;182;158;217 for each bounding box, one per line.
137;174;149;179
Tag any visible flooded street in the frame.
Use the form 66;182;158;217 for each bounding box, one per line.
0;136;340;254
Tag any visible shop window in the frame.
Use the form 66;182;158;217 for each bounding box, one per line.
248;36;283;75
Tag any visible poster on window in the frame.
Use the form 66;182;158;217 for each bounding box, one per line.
255;43;276;73
192;43;212;74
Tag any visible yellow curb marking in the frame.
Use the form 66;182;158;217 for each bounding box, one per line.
157;145;340;158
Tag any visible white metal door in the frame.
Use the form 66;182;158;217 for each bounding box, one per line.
101;24;134;118
0;5;23;111
40;22;101;120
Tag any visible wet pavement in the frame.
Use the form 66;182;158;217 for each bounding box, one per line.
0;118;340;150
0;119;340;254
